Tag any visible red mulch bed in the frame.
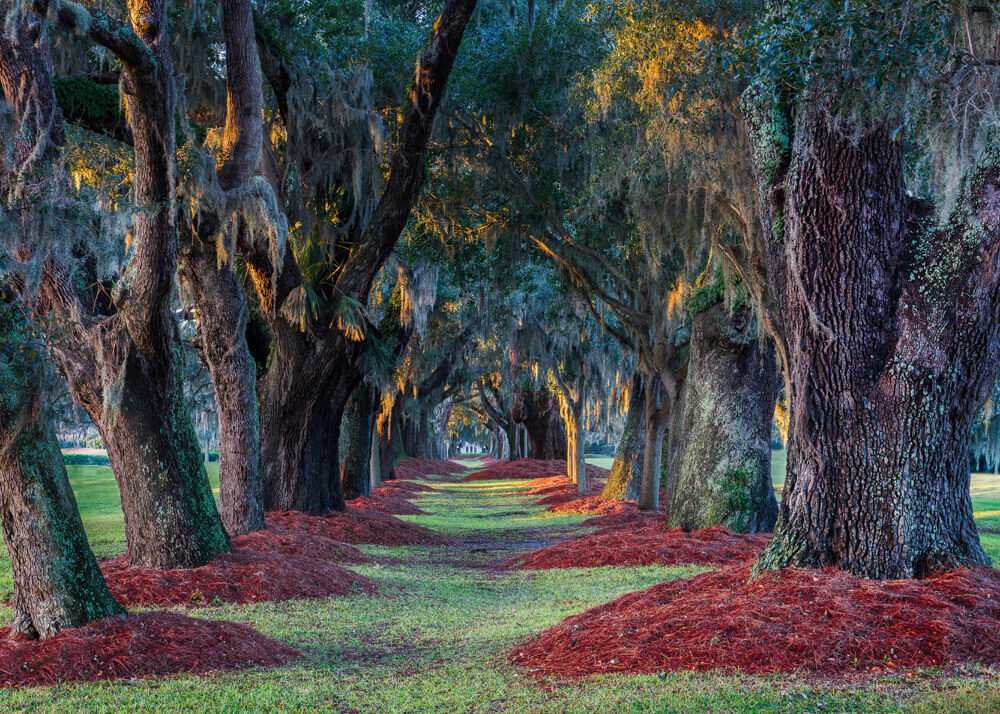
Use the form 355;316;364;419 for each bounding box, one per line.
461;459;610;482
350;489;428;516
378;479;437;493
233;530;374;565
511;564;1000;676
544;495;640;517
102;546;376;608
0;612;299;688
581;511;663;528
504;524;768;570
394;458;466;479
266;508;448;545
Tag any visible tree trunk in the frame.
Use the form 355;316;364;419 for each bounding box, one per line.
512;387;567;460
602;373;645;501
746;100;998;578
668;302;779;533
563;403;586;494
2;3;232;570
175;0;265;536
180;223;262;536
341;384;376;500
370;419;382;489
638;392;669;511
0;306;123;639
260;330;355;514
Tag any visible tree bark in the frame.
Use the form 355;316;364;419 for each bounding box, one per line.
746;98;998;578
668;301;779;533
601;373;645;501
0;304;123;639
7;2;231;569
341;384;376;499
177;0;265;536
637;377;669;511
512;387;567;460
259;326;355;513
180;222;262;535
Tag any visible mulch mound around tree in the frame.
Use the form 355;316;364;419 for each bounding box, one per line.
461;459;610;482
511;564;1000;676
394;457;467;479
350;487;429;516
504;523;768;570
0;612;299;688
379;479;437;493
233;530;375;565
541;486;671;517
102;546;377;608
543;495;640;517
581;511;663;528
267;508;449;545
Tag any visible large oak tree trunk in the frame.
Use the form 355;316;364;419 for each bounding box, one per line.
248;0;477;511
341;384;376;500
512;387;567;460
260;326;357;513
4;2;230;569
601;373;645;501
0;305;123;639
668;302;779;533
747;101;997;578
180;223;262;535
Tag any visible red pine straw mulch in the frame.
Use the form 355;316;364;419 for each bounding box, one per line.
394;457;467;479
542;487;672;517
378;479;437;493
461;459;610;482
350;489;428;516
511;564;1000;676
544;496;640;517
0;612;299;688
233;530;375;565
504;523;768;570
581;511;664;528
267;508;449;545
102;546;377;608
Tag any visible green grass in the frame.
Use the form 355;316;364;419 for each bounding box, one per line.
0;458;998;711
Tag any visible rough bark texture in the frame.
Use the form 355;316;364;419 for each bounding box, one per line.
6;2;230;569
512;387;567;460
601;373;645;501
258;330;355;513
0;305;123;639
341;384;376;499
668;302;779;533
746;98;999;578
177;0;265;536
637;377;669;511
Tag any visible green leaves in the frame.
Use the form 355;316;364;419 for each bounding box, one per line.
335;295;369;341
280;284;322;331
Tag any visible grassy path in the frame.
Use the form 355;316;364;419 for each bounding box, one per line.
0;458;998;711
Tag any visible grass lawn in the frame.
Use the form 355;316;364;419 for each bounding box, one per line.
0;456;997;711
